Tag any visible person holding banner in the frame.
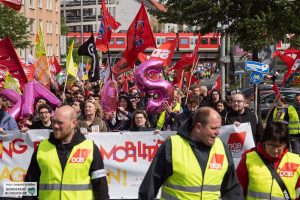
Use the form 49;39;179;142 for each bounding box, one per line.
24;106;109;200
236;122;300;199
139;107;244;200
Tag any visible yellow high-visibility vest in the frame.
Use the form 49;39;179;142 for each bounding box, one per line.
161;135;228;200
287;106;300;135
37;139;94;200
246;151;300;200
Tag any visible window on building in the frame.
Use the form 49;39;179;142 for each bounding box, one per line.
30;46;35;55
20;49;25;58
190;37;196;45
50;22;53;34
180;38;188;45
110;38;114;44
29;18;35;34
29;0;34;8
49;0;52;10
156;37;165;45
200;38;208;44
55;0;58;12
116;38;124;45
46;21;49;33
56;23;58;34
38;0;42;8
56;45;59;56
210;38;218;44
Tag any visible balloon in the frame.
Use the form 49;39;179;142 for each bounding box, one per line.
21;81;35;117
34;80;61;108
0;89;21;104
101;80;118;113
0;89;22;119
135;60;174;113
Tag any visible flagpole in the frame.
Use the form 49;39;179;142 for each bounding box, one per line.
106;45;113;80
62;73;69;103
185;57;200;105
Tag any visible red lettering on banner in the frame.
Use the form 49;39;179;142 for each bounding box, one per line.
100;139;164;162
33;141;41;150
0;138;27;159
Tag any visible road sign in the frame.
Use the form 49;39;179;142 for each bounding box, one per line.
249;71;264;84
245;61;269;74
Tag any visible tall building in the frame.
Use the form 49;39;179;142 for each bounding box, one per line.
19;0;61;61
60;0;181;35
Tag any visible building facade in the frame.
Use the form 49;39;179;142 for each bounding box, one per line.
19;0;61;61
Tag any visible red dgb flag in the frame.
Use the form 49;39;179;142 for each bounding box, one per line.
0;37;28;89
274;49;300;86
150;39;176;67
209;75;221;94
0;0;21;11
96;0;121;52
124;2;156;67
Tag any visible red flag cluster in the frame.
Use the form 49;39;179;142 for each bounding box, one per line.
0;0;21;11
274;49;300;86
0;37;28;89
96;0;121;52
123;2;156;68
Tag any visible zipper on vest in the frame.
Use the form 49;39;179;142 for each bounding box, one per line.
201;170;205;200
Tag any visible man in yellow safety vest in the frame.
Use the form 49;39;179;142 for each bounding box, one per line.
139;107;244;200
25;105;109;200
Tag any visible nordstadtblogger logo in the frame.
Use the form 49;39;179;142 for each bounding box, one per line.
278;162;299;177
69;149;91;163
227;132;246;158
208;154;224;170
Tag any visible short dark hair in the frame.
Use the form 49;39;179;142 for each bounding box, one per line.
192;107;212;127
187;94;200;105
38;103;52;113
131;109;151;128
262;122;289;145
295;94;300;99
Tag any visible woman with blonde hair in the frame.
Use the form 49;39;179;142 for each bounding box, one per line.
78;100;108;133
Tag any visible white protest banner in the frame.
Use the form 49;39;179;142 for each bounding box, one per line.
0;123;255;198
220;122;256;167
0;130;175;199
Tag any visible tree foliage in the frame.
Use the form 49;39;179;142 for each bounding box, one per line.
152;0;300;52
0;4;31;48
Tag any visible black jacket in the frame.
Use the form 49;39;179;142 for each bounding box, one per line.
138;119;244;200
24;131;109;200
223;107;264;143
171;109;193;131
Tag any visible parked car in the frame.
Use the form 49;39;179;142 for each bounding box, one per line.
255;89;300;119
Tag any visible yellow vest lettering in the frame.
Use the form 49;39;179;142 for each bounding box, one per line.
37;139;94;200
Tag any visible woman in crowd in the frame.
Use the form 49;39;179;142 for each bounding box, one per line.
110;96;134;131
70;100;85;120
236;122;300;199
130;109;154;131
78;100;108;133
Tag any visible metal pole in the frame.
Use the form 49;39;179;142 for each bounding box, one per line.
221;25;226;100
80;0;83;45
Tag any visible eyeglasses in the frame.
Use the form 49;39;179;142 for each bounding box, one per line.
232;100;244;104
135;116;145;120
39;111;50;115
265;143;286;150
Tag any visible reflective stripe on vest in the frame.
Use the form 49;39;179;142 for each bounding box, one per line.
287;106;300;135
39;184;92;190
247;190;285;200
161;135;228;200
246;151;300;200
37;139;94;200
156;102;181;130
